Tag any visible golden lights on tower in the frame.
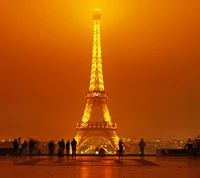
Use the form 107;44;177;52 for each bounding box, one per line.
75;10;120;152
89;9;104;92
81;9;112;124
81;100;92;123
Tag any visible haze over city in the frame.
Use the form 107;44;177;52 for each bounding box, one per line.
0;0;199;141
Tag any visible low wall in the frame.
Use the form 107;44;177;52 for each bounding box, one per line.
0;148;13;156
160;149;200;156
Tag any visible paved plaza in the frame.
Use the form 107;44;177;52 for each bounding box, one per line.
0;156;199;178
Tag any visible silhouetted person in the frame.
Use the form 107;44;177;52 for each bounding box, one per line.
118;140;124;160
28;139;36;156
20;140;27;156
12;139;19;156
48;141;55;156
139;138;146;157
58;139;65;157
99;147;105;156
71;138;77;159
18;137;21;144
185;138;193;157
66;140;70;157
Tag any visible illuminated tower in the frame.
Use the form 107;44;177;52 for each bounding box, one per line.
74;9;120;154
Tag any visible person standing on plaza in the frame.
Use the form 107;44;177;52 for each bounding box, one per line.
66;140;70;157
59;139;65;157
184;138;193;157
20;140;27;156
18;137;22;155
71;138;77;159
12;139;19;156
139;138;146;157
28;139;35;156
118;140;125;161
48;141;55;156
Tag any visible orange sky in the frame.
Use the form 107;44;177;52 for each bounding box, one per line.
0;0;199;140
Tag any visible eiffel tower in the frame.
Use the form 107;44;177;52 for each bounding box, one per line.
74;9;120;154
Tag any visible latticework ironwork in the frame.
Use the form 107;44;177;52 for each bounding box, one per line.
74;9;120;153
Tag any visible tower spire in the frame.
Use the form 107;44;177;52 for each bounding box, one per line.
89;9;104;92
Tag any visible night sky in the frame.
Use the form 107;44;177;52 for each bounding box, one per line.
0;0;199;140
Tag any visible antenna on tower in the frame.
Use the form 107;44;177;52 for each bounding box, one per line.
93;9;101;20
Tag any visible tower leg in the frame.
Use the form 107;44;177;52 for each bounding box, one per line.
102;103;111;122
82;99;92;123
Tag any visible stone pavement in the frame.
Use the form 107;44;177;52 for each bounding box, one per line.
0;156;199;178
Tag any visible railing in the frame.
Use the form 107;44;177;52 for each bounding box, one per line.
76;122;117;129
86;93;108;98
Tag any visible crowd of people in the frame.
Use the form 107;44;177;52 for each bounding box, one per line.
12;137;198;159
12;137;27;156
12;137;77;159
54;138;77;159
12;136;145;159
